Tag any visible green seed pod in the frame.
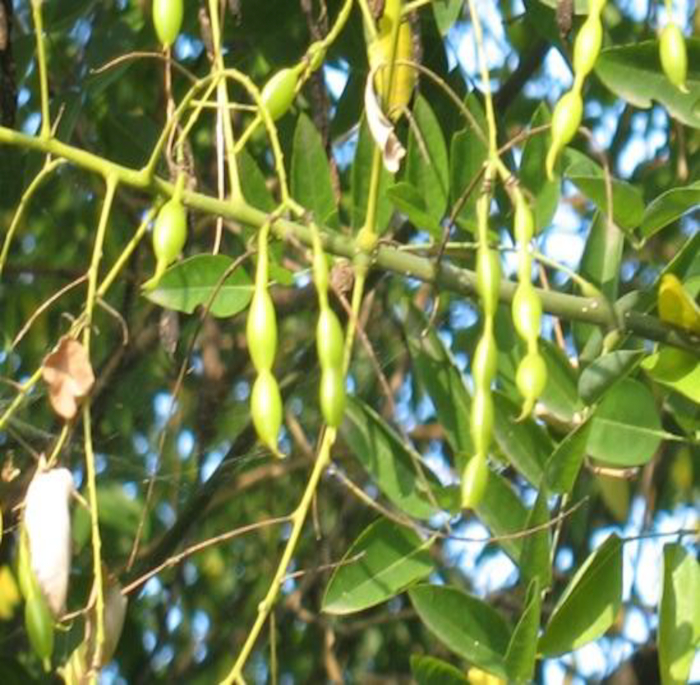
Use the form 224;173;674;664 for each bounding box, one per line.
251;370;283;455
261;67;301;121
514;193;535;245
472;333;498;389
545;89;583;179
317;309;344;371
17;527;35;601
246;290;278;373
660;23;688;91
573;16;603;81
25;593;54;669
512;284;543;343
461;455;489;510
476;249;501;316
153;198;187;266
153;0;184;48
470;388;494;459
516;352;548;417
320;366;346;428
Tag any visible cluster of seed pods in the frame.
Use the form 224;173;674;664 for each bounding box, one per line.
546;0;607;179
312;231;347;428
511;191;548;419
462;189;499;509
247;225;284;457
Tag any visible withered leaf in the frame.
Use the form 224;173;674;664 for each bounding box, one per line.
42;337;95;420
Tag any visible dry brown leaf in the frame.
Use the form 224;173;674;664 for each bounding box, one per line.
42;337;95;420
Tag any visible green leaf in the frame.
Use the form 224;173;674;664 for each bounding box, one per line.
539;535;622;656
538;341;583;424
352;118;394;232
291;113;338;227
144;255;253;318
431;0;464;36
640;181;700;239
563;151;645;233
388;182;442;237
520;489;552;589
658;543;700;685
574;211;625;354
476;471;527;564
493;392;550;487
450;97;488;232
238;148;276;212
595;39;700;129
322;519;433;615
406;315;472;461
340;397;441;520
578;351;644;405
409;585;511;677
587;378;663;466
520;103;559;230
545;420;592;494
505;579;541;683
411;655;468;685
406;96;450;225
642;348;700;404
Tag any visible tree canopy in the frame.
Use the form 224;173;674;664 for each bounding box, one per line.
0;0;698;683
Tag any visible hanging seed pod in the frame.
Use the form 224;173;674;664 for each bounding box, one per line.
461;455;489;511
512;284;543;344
153;0;184;48
25;592;54;670
320;366;346;428
143;184;188;291
472;334;498;389
516;352;548;418
476;249;501;317
317;309;345;372
659;22;688;92
470;388;494;459
251;369;283;455
573;14;603;84
246;289;278;373
261;66;302;121
546;89;583;179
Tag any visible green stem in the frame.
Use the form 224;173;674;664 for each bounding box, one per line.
208;0;242;200
0;159;65;277
31;0;51;139
82;403;105;678
83;176;118;351
0;124;694;353
219;428;337;685
80;175;117;673
357;0;378;40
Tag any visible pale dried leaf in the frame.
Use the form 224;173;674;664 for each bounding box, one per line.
364;67;406;173
24;468;74;617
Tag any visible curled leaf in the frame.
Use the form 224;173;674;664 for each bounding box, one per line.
658;274;700;334
24;468;75;617
42;337;95;420
364;66;406;173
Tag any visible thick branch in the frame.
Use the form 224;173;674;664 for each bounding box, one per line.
0;125;696;353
